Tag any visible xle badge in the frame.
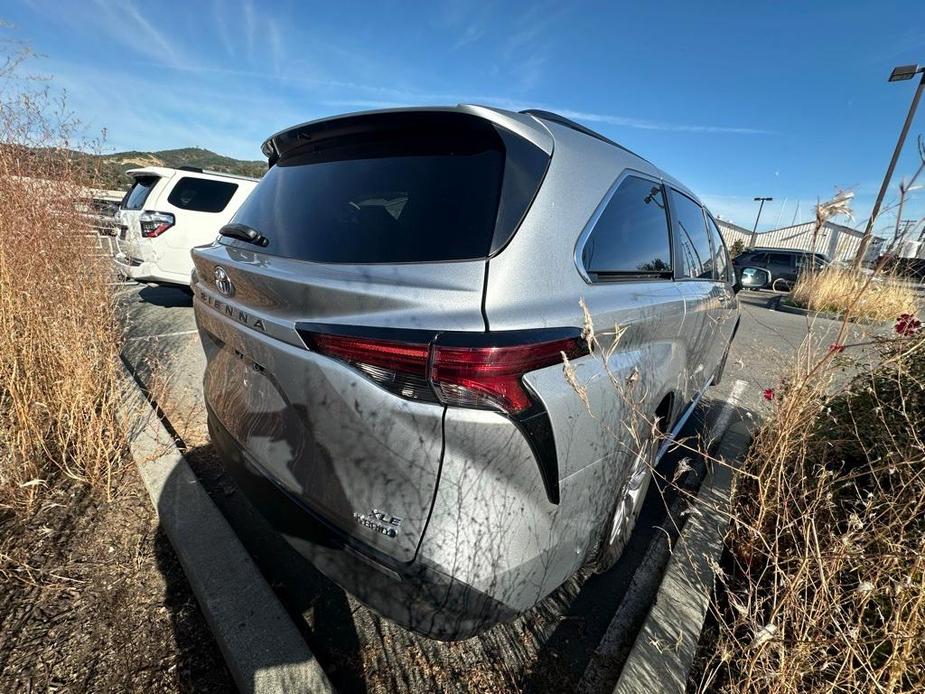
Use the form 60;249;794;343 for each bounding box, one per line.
353;509;403;538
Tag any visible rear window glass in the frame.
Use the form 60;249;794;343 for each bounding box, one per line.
167;177;239;213
228;129;505;263
122;176;159;210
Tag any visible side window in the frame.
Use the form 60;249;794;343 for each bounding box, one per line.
669;189;713;280
705;215;730;282
167;177;239;213
581;175;672;277
769;252;794;267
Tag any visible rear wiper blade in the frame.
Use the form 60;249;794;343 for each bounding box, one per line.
219;223;269;247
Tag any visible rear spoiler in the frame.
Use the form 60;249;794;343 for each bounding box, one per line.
260;105;554;167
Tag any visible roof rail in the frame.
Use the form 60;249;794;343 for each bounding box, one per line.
519;109;651;164
178;165;204;172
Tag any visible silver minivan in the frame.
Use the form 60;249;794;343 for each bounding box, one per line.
190;105;739;640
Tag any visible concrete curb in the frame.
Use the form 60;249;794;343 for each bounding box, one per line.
613;419;751;694
118;360;335;694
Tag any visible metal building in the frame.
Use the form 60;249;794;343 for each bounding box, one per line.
716;219;884;262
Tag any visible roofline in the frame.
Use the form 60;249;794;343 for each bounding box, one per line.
124;166;260;182
715;219;753;234
518;109;653;166
764;219;862;236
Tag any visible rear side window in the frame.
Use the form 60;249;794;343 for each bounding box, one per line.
581;175;672;277
167;177;239;213
768;252;795;267
230;123;514;264
122;176;159;210
705;215;731;282
798;254;827;269
670;190;713;280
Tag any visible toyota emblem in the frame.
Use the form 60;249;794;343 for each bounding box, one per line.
214;266;234;296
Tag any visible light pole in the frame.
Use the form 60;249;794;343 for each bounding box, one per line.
748;197;773;249
853;64;925;268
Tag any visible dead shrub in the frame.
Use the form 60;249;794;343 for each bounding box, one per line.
0;43;126;512
695;324;925;693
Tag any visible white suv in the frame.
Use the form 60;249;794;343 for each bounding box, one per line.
114;166;258;286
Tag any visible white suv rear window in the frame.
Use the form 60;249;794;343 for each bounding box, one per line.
122;176;159;210
167;177;239;213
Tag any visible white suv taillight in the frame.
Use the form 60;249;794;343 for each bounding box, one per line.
139;211;175;238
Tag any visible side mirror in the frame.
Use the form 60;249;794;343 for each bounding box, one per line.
733;266;771;293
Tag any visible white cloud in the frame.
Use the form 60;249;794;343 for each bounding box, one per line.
88;0;183;67
320;95;773;136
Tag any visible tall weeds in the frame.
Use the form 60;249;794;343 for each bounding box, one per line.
690;177;925;690
791;266;917;321
695;316;925;692
0;44;125;512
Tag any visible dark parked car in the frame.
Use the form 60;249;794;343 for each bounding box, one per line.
733;247;829;289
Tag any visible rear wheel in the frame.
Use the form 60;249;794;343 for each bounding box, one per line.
591;410;667;573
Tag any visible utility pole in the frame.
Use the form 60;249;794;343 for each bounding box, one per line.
853;64;925;268
748;197;773;249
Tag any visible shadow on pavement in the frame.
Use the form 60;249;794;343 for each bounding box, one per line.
137;285;194;308
181;443;367;694
153;528;235;692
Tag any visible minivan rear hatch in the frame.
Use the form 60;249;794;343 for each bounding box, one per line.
192;108;551;564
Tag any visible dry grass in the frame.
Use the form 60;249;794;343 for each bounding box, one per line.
791;266;918;321
0;45;126;512
690;192;925;691
694;324;925;692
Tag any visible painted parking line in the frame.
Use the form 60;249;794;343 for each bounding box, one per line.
126;329;199;342
708;379;748;446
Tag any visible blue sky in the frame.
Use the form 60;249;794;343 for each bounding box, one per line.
4;0;925;233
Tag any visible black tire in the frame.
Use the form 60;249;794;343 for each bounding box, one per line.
591;434;658;573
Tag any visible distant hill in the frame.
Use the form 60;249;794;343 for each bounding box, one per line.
89;147;266;190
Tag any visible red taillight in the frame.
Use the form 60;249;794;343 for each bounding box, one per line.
303;332;433;402
140;210;175;238
300;327;587;416
307;333;429;376
431;338;585;414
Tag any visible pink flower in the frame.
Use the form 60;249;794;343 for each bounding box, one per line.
763;388;775;401
828;342;845;354
895;314;921;336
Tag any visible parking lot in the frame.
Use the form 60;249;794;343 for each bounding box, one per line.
118;282;876;692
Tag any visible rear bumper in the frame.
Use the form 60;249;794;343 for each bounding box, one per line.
113;252;190;286
206;407;517;640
